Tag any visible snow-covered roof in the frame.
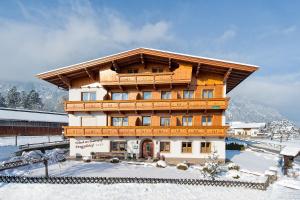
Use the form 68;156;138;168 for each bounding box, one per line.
280;147;300;157
230;122;266;129
0;107;68;123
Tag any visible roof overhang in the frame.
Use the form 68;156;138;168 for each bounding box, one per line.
36;48;258;93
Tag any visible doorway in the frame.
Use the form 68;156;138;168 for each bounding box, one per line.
141;139;154;158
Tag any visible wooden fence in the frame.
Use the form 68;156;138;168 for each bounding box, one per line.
0;175;269;190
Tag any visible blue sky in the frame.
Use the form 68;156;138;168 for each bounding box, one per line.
0;0;299;125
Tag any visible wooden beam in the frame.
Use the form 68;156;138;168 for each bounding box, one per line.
140;54;145;65
223;68;233;83
196;63;201;77
141;53;146;69
112;61;119;72
85;68;96;81
58;75;71;88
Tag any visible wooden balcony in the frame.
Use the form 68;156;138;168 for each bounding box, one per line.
99;65;193;88
64;126;228;137
64;98;229;112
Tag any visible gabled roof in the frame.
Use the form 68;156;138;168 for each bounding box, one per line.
0;107;68;123
36;47;258;93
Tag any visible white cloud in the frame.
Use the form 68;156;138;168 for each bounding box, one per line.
214;29;237;44
0;2;173;81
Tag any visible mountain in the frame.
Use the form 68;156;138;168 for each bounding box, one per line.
226;97;286;123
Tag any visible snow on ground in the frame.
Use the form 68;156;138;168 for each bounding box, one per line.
0;146;18;162
227;149;278;173
0;160;265;182
1;181;299;200
0;147;299;199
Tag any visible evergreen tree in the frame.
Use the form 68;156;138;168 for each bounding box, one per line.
6;86;21;108
0;93;6;107
26;90;44;110
20;91;28;109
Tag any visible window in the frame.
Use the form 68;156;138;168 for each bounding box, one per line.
202;116;212;126
111;141;127;152
182;142;192;153
160;142;170;152
160;117;170;126
200;142;211;153
202;89;214;98
182;116;193;126
81;92;96;101
142;116;151;126
112;92;128;100
152;68;163;73
112;117;128;126
183;90;194;99
161;91;171;99
128;69;138;73
143;91;152;100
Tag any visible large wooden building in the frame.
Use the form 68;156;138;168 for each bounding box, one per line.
37;48;258;164
0;107;68;136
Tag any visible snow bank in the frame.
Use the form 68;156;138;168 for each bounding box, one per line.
156;160;167;168
276;179;300;190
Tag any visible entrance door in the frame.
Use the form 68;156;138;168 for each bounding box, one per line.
142;139;154;158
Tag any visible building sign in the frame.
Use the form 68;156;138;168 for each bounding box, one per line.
211;105;220;109
75;139;104;149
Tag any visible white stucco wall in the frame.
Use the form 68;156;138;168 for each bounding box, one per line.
69;136;225;160
68;82;107;127
69;82;107;101
69;112;106;126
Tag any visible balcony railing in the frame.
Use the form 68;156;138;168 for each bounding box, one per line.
99;65;193;87
64;126;228;137
64;98;229;112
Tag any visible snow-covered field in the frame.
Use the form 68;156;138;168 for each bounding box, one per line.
0;183;288;200
0;159;266;183
0;136;299;199
227;149;278;173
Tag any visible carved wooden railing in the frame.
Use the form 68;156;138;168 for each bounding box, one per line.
100;72;191;86
64;126;228;137
64;98;229;112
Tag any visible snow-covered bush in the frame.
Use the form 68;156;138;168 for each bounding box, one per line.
22;150;43;162
83;156;91;162
229;170;240;179
177;163;188;170
227;163;240;171
201;151;220;180
110;157;120;163
46;148;66;162
156;160;167;168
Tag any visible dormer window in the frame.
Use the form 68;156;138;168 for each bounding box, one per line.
81;92;96;101
152;68;163;73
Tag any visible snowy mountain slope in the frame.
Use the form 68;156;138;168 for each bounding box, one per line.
226;97;285;123
0;81;67;112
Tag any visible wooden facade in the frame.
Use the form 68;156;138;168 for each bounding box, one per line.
37;48;258;139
